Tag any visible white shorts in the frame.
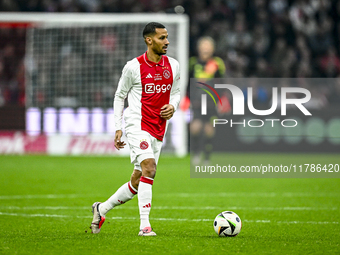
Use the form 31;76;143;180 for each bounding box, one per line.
126;130;163;171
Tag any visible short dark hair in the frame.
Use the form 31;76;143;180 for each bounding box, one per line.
143;22;166;38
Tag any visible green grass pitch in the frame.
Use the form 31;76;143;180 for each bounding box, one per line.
0;154;339;254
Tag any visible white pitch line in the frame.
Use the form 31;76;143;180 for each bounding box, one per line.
147;206;339;211
0;212;338;225
171;192;340;198
0;194;82;200
275;220;340;225
1;192;339;200
0;212;70;218
1;205;338;211
3;206;90;210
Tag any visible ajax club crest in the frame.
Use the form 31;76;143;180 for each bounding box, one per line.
163;70;171;79
140;139;149;150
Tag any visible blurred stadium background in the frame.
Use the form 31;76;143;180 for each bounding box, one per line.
0;0;340;155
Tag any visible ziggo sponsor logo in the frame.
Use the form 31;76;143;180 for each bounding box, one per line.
145;83;172;93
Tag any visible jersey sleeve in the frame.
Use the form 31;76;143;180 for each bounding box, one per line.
113;62;134;131
215;57;226;77
169;60;181;112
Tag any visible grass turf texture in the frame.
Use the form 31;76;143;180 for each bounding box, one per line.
0;154;339;255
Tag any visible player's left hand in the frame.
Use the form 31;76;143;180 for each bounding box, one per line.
160;104;175;120
114;130;126;150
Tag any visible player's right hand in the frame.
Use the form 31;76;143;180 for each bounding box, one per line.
114;130;126;150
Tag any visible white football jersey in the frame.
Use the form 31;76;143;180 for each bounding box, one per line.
114;52;181;141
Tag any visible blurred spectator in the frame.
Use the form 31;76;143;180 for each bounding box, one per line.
248;24;270;72
208;0;232;20
269;0;288;17
296;60;313;78
0;59;5;106
227;50;249;78
228;19;253;52
319;46;340;77
309;17;334;56
270;38;287;76
99;0;121;13
327;77;340;105
42;0;59;12
214;20;231;58
0;0;20;11
289;0;318;37
254;58;273;77
281;47;298;77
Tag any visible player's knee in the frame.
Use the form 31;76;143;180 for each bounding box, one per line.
141;158;157;179
143;169;156;179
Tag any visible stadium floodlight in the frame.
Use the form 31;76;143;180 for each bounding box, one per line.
0;13;189;156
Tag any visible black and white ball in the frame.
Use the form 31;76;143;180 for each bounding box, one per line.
213;211;242;237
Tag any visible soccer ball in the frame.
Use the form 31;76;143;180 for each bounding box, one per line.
213;211;242;237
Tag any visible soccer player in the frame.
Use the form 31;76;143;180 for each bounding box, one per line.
90;22;181;236
189;36;226;165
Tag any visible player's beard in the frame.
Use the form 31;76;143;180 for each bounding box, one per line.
157;48;167;55
155;45;167;55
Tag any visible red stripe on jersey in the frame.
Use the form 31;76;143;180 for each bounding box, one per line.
128;182;137;195
137;52;173;141
140;176;154;185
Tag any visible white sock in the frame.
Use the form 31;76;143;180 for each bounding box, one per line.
99;181;137;216
138;176;154;230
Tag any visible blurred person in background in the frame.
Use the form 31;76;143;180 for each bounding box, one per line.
189;36;226;165
270;38;288;77
319;46;340;77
